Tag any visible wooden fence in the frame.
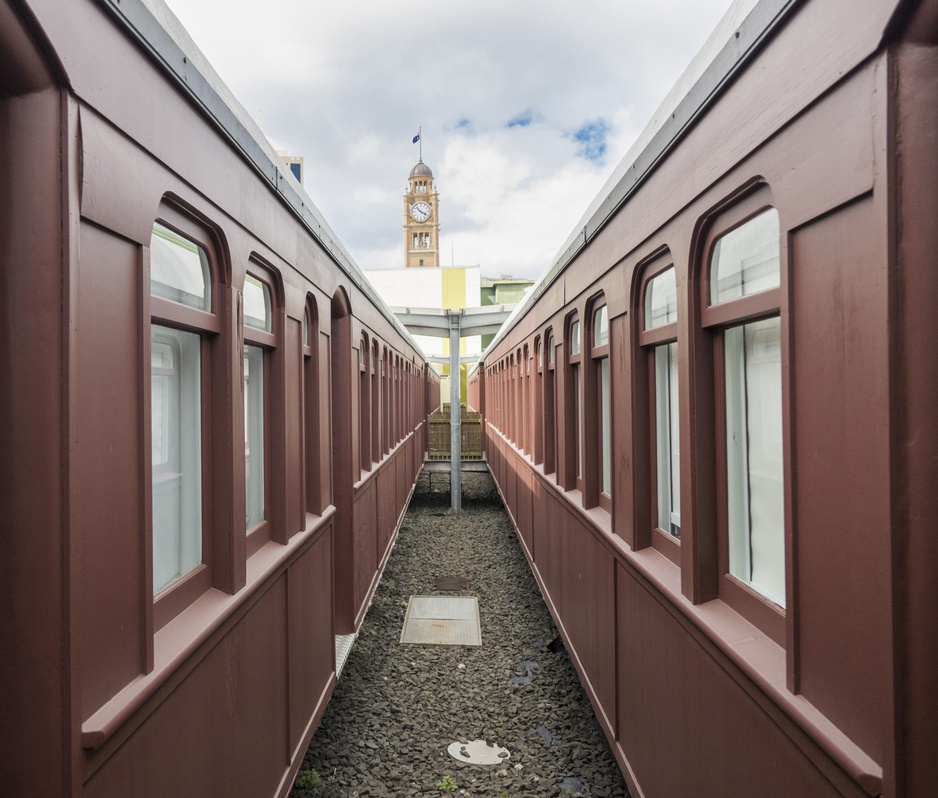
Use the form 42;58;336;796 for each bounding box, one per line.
427;408;484;461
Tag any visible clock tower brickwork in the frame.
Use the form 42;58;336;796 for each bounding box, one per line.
403;160;440;268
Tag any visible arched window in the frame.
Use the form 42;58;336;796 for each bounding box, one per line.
533;336;543;465
702;199;785;637
243;263;279;555
359;333;371;474
371;340;380;464
513;351;519;443
303;296;322;515
639;256;680;562
590;300;611;510
150;223;210;597
148;208;228;627
566;313;583;491
382;348;390;454
544;328;556;476
522;344;530;455
393;355;400;444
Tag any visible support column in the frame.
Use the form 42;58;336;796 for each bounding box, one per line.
448;310;463;512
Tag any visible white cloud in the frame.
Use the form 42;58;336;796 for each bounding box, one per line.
164;0;736;280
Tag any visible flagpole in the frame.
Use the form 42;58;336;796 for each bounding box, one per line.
419;126;423;161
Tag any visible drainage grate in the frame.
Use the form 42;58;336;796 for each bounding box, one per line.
400;596;482;646
434;576;469;592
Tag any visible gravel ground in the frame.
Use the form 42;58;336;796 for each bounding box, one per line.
291;471;630;798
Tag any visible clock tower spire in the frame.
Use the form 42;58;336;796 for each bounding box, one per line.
403;160;440;268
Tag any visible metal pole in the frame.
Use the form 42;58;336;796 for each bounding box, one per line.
448;310;462;513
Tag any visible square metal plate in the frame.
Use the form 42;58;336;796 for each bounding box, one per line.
400;596;482;646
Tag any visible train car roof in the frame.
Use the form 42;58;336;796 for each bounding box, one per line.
101;0;427;359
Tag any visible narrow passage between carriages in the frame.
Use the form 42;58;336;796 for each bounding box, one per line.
291;471;629;798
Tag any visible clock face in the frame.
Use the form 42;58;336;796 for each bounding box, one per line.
411;201;432;222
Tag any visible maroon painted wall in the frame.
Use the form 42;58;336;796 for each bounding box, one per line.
0;57;69;798
479;2;937;796
0;1;435;796
893;18;938;796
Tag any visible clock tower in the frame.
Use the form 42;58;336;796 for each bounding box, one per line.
403;160;440;268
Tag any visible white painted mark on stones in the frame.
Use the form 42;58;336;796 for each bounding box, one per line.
446;739;510;765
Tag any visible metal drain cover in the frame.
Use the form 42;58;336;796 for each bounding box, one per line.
447;739;510;765
400;596;482;646
434;576;468;591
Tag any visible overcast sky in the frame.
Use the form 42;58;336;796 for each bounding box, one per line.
164;0;737;281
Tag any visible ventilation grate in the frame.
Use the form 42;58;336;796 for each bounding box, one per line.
400;596;482;646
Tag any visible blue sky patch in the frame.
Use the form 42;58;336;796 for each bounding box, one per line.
507;110;535;128
570;119;610;162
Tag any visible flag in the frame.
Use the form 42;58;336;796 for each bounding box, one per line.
412;131;421;144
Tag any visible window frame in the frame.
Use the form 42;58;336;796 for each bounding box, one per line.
303;296;323;516
146;207;228;634
499;361;504;432
371;340;381;465
639;259;681;565
700;196;787;645
544;328;556;476
242;262;279;558
522;344;530;455
533;336;543;465
359;332;371;476
382;348;390;455
516;348;523;448
589;299;612;513
149;324;210;615
391;355;397;445
565;312;583;493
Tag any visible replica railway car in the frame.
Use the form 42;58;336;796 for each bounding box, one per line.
471;0;938;795
0;0;438;795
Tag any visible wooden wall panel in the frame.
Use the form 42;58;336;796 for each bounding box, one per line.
0;85;69;798
396;444;407;514
516;463;532;554
895;38;938;796
287;529;334;752
537;489;564;624
790;197;891;762
84;580;290;798
530;475;544;564
75;223;145;719
506;454;517;520
488;432;498;487
377;464;397;562
285;317;304;536
556;504;616;722
406;436;415;486
352;481;378;623
615;565;862;798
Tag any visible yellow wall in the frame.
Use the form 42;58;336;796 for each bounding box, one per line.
441;267;466;310
440;268;469;402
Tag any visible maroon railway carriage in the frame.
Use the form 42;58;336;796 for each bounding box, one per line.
0;0;437;795
471;0;938;796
